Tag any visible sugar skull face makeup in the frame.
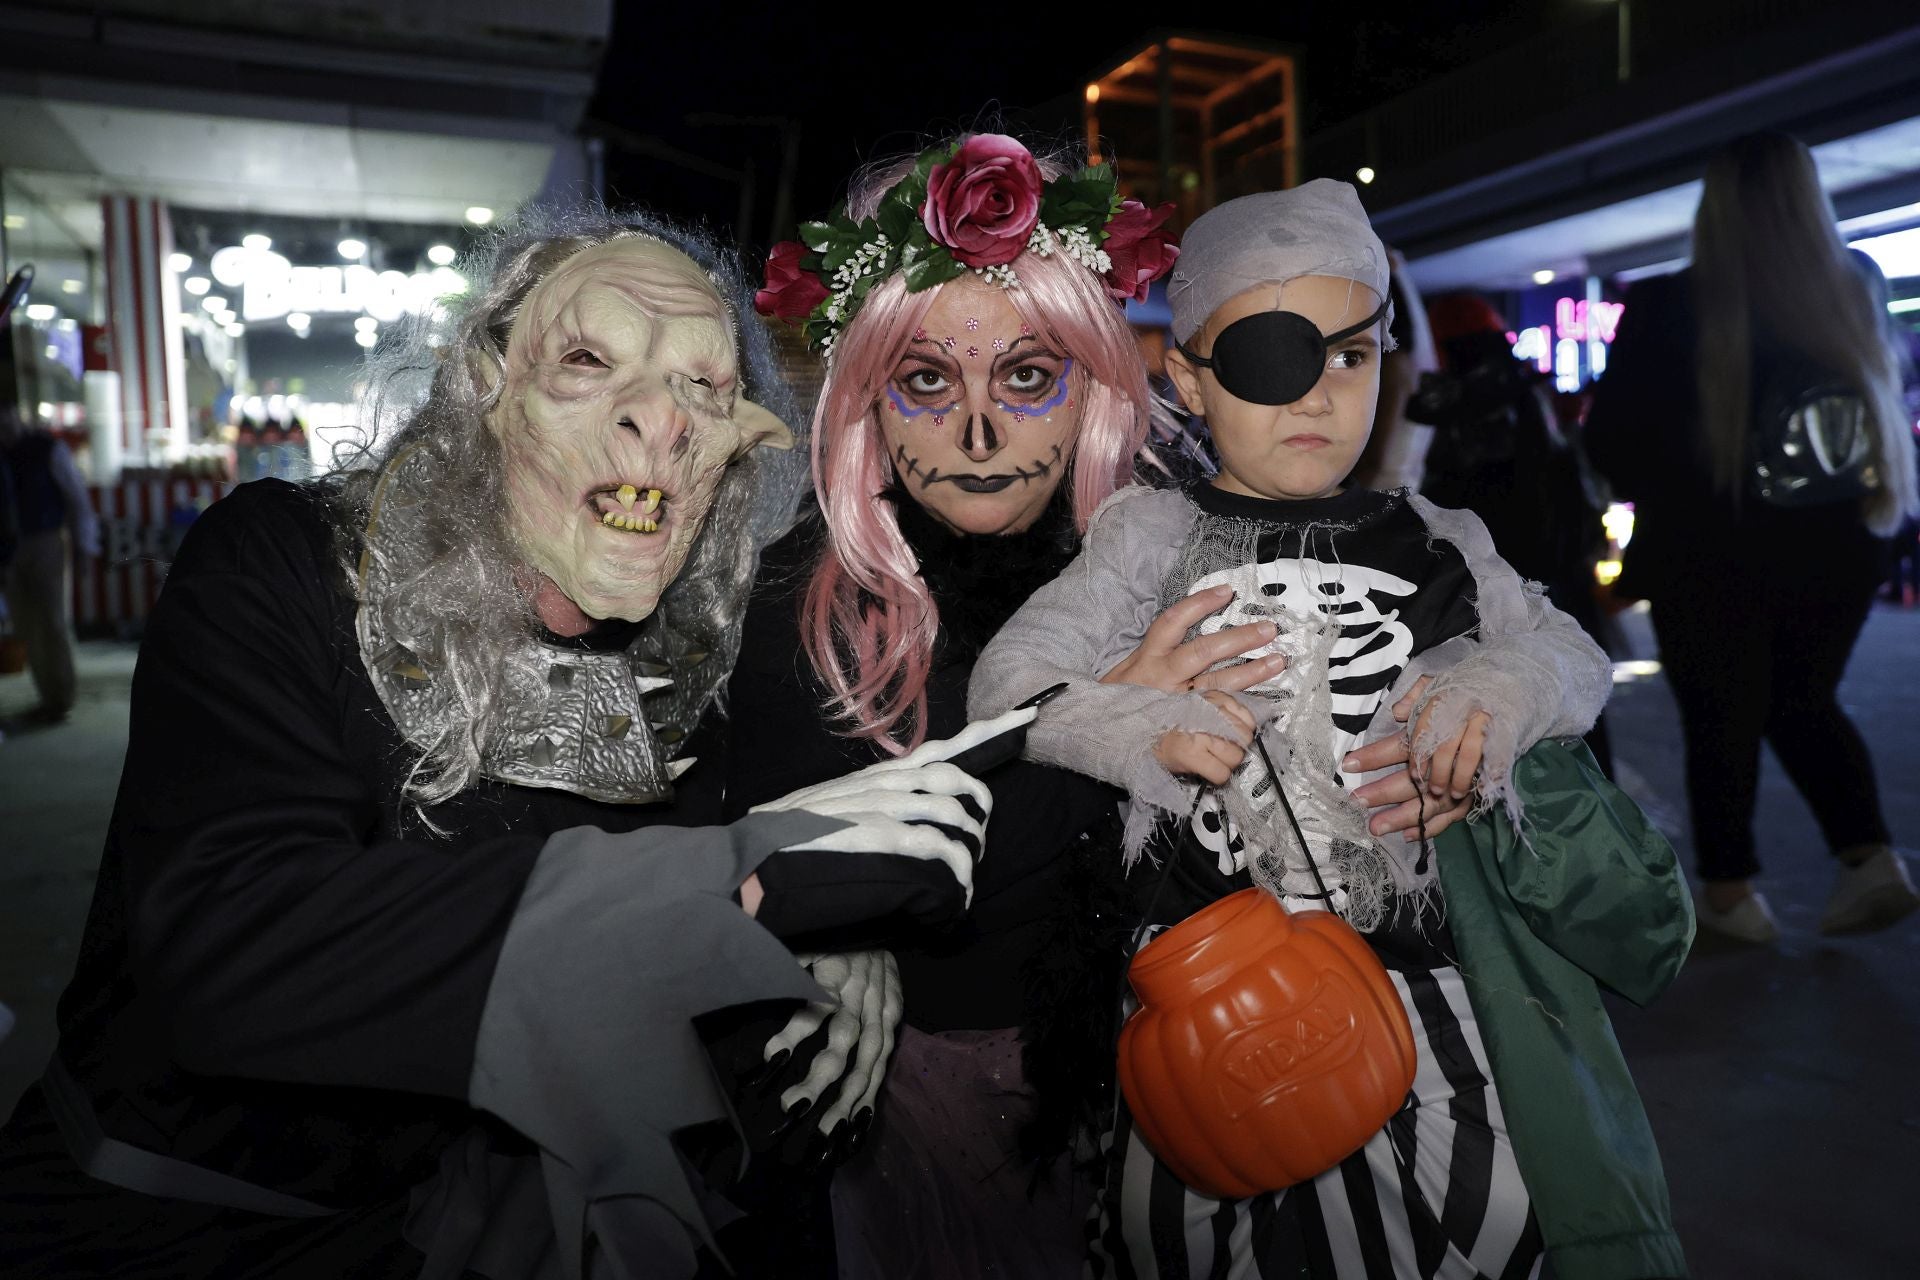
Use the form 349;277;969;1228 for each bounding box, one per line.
881;279;1082;536
488;238;792;623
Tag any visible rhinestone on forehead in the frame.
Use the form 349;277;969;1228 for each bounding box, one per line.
965;317;980;332
992;337;1006;351
942;335;958;350
913;327;927;341
966;345;979;358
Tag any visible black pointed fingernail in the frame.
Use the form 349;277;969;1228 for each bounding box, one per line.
774;1096;813;1140
747;1048;790;1087
804;1124;842;1173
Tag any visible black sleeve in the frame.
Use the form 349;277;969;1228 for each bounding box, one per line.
718;523;873;819
116;483;546;1099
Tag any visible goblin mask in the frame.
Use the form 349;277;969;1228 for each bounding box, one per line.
488;237;793;623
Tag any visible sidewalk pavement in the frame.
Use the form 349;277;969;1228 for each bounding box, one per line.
1;614;1916;1278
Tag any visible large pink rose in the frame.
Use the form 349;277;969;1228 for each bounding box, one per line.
921;135;1044;268
755;240;829;321
1101;200;1180;303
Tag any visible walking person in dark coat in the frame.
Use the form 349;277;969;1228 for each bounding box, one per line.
1586;131;1920;943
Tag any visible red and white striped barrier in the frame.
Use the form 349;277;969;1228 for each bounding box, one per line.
73;479;233;635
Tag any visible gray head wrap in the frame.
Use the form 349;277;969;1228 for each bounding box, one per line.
1168;179;1390;344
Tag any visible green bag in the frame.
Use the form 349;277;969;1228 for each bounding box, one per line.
1434;739;1694;1280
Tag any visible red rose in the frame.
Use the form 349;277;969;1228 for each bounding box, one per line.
755;240;829;321
921;135;1044;268
1101;200;1180;303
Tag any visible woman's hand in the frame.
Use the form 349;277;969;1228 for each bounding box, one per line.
1153;691;1256;786
1100;584;1288;693
1346;677;1488;842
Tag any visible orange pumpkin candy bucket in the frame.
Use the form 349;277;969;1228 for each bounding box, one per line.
1116;884;1419;1199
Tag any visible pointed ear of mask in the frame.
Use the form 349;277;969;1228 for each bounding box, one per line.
731;397;796;457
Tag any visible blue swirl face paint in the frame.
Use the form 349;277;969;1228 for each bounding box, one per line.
996;356;1072;419
888;356;1074;425
885;384;959;420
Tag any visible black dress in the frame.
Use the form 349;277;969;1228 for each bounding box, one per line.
713;489;1126;1277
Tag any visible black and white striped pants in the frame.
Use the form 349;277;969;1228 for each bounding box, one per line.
1088;965;1543;1280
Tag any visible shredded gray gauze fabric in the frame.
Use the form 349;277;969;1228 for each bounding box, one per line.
971;485;1614;931
1393;495;1613;837
422;809;846;1280
1159;507;1413;929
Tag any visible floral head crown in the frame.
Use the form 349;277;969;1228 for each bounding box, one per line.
754;134;1178;361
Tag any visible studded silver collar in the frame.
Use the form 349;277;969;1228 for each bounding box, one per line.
355;448;720;806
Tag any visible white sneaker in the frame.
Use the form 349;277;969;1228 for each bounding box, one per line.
1694;887;1781;944
1819;847;1920;935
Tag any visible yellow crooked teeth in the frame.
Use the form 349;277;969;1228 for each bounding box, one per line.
601;509;659;534
643;488;662;514
616;484;638;510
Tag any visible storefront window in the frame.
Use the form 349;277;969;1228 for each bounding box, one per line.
2;170;100;459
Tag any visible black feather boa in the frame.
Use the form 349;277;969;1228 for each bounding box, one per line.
885;485;1081;662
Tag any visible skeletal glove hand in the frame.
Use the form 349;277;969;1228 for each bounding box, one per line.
748;705;1041;939
713;951;903;1172
779;951;901;1162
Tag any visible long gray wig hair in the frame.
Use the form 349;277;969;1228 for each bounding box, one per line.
319;205;809;809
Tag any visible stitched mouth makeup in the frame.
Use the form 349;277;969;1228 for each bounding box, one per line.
894;442;1064;493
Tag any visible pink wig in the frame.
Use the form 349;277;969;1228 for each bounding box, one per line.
801;146;1154;752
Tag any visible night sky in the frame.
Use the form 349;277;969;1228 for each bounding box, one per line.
588;1;1590;250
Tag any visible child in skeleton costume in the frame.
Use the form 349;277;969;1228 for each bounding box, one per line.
0;208;1031;1280
971;183;1693;1280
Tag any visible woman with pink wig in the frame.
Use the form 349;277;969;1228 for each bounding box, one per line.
710;133;1184;1277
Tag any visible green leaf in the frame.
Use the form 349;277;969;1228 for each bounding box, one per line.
877;195;916;245
911;140;960;188
902;247;965;293
819;242;854;276
798;220;841;252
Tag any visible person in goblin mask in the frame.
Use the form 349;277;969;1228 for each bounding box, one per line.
0;209;1019;1280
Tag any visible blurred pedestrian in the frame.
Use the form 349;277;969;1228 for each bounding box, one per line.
1347;250;1438;492
1413;291;1614;773
0;403;99;725
1586;131;1920;942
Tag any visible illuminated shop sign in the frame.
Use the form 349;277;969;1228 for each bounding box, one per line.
1510;296;1626;391
1554;297;1623;344
209;245;466;323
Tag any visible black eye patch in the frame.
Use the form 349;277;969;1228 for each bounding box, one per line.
1176;298;1388;406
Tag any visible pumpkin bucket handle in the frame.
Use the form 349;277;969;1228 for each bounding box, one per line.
1250;733;1338;912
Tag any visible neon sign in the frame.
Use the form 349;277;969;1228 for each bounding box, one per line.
1512;325;1552;373
209;246;466;323
1554;296;1623;344
1510;296;1627;388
